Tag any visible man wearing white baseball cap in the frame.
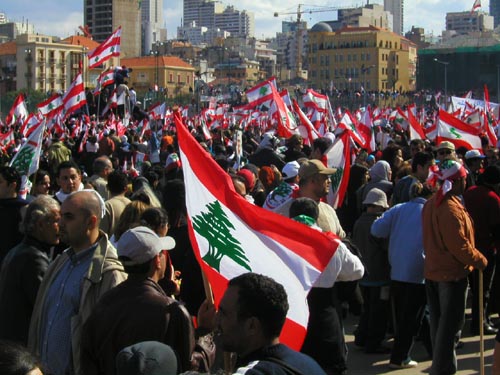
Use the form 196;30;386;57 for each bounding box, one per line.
464;149;486;189
263;161;301;211
81;226;215;375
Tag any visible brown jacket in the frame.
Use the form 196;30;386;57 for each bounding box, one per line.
422;194;487;281
28;233;127;375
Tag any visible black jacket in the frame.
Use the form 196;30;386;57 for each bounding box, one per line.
0;196;28;266
0;236;50;344
81;276;200;374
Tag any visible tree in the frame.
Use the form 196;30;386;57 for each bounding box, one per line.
192;200;251;272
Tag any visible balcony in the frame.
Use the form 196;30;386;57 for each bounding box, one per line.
49;58;56;65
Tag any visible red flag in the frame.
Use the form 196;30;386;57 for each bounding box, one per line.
175;112;339;350
5;94;28;126
437;109;482;150
62;73;86;116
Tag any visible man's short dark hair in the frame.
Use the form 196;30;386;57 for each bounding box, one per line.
93;157;111;174
0;166;21;193
107;171;129;195
289;197;319;220
411;152;433;173
228;273;289;339
57;160;81;177
312;137;332;156
410;139;425;148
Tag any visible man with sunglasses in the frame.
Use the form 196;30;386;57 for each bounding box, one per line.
436;141;457;163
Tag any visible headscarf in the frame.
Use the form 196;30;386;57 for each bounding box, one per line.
435;159;467;206
369;160;391;183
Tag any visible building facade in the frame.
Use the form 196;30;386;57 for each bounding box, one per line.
384;0;404;35
183;0;223;29
142;0;167;55
307;24;416;92
13;34;101;93
84;0;141;58
446;11;494;35
491;0;500;28
121;55;195;98
337;4;393;31
417;31;500;98
214;6;254;38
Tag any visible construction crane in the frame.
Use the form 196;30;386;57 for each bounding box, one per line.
273;3;358;79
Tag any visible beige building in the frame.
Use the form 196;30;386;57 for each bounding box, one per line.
307;24;417;92
12;34;113;93
121;55;195;98
84;0;141;58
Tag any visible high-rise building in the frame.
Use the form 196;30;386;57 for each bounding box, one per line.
141;0;167;55
384;0;404;35
84;0;141;58
183;0;223;29
337;4;393;31
214;6;254;38
446;11;493;35
490;0;500;27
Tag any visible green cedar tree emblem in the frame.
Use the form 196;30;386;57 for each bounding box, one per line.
94;56;99;63
110;46;115;53
449;127;462;139
259;86;268;96
11;147;35;175
330;167;344;192
192;200;251;272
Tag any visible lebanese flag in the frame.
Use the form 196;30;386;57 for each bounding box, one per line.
62;73;86;116
292;99;320;146
245;77;277;106
37;94;63;118
87;27;121;69
5;94;28;126
93;68;115;95
471;0;481;13
407;105;426;140
325;131;351;209
9;120;45;177
0;129;15;150
437;109;482;150
338;110;366;147
20;113;42;138
302;89;336;129
358;108;375;153
175;112;339;350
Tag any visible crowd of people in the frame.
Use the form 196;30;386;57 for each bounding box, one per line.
0;98;500;375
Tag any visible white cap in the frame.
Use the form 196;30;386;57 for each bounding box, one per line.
464;149;485;160
282;161;300;179
117;226;176;265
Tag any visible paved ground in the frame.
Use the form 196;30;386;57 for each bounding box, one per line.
344;311;496;375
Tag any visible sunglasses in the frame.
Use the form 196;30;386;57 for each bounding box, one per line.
438;150;452;156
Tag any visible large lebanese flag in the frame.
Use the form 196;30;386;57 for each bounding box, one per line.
175;112;339;350
245;77;276;106
37;94;63;118
5;94;28;126
87;27;121;69
437;109;482;150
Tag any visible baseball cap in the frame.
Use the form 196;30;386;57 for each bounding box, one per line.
362;188;389;208
437;141;455;151
116;341;177;375
299;159;337;179
282;161;300;179
464;150;486;160
117;226;176;266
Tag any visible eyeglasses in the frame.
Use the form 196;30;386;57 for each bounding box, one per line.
438;150;452;156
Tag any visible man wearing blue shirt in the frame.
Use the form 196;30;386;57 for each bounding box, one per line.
29;190;127;375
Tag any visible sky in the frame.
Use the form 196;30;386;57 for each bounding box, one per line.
0;0;491;40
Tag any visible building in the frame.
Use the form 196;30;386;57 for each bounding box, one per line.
417;30;500;98
0;19;35;41
183;0;223;29
445;11;493;35
307;24;416;92
84;0;141;58
214;6;254;38
491;0;500;28
405;27;430;49
384;0;404;35
12;34;102;93
214;57;260;87
142;0;167;55
335;4;393;31
0;41;17;95
121;55;195;99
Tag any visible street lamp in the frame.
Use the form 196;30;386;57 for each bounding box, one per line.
433;58;450;108
362;64;376;107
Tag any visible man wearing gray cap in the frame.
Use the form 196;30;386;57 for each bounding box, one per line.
81;226;215;374
275;159;346;237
